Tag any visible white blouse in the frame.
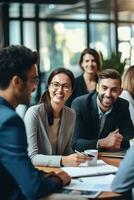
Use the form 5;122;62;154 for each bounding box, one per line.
120;90;134;125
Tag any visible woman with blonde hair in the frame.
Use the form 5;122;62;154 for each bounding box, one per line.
120;65;134;125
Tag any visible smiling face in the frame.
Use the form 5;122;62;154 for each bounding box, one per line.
81;53;98;76
48;73;72;106
97;78;122;112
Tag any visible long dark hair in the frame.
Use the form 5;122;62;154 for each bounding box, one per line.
39;67;75;125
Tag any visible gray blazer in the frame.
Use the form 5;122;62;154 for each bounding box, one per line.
24;103;76;167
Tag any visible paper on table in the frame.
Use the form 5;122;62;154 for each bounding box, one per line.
60;189;101;198
64;174;115;192
62;160;118;178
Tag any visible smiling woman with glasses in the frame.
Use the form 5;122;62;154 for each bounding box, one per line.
24;67;89;167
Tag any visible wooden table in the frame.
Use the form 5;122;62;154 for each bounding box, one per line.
37;153;131;200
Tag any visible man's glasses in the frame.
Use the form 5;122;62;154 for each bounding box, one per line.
51;81;71;91
30;76;39;85
19;75;39;85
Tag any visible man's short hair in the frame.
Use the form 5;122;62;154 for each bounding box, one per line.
98;69;122;85
0;45;39;89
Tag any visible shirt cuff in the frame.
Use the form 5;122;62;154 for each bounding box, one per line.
96;140;101;149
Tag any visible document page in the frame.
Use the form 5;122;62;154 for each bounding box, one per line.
62;160;118;178
60;189;101;198
64;174;115;192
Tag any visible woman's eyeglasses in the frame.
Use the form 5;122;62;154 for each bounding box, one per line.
51;81;71;91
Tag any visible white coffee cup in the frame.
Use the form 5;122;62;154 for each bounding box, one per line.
84;149;98;166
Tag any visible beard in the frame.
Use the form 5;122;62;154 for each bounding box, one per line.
16;91;31;106
98;93;114;109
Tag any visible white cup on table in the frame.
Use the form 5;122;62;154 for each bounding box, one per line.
84;149;98;166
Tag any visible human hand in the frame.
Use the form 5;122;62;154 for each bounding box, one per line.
61;153;90;167
56;171;71;186
45;171;56;177
99;129;123;150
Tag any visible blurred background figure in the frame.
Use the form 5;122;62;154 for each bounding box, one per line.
24;68;89;167
120;65;134;125
66;48;101;107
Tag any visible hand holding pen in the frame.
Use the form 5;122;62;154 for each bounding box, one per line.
75;150;95;158
61;151;92;167
113;128;119;134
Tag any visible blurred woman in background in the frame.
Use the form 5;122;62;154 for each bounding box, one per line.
120;65;134;125
66;48;101;107
24;67;89;167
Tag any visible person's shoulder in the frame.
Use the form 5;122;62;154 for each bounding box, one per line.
117;97;129;105
120;90;134;104
63;106;76;124
63;105;76;116
0;104;18;120
120;90;130;97
27;103;44;112
75;74;83;81
25;103;45;118
72;91;96;104
71;92;97;112
0;105;24;129
75;74;84;84
71;94;87;106
115;97;129;110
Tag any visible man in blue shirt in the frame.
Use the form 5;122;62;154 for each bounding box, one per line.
0;45;70;200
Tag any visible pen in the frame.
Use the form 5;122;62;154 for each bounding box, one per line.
114;128;119;134
75;150;95;157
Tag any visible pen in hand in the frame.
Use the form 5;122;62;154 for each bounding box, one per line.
75;150;95;157
114;128;119;134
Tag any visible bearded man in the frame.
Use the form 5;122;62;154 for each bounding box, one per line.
72;69;134;152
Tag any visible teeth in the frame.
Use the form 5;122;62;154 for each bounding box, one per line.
56;94;63;98
105;100;112;104
103;98;112;103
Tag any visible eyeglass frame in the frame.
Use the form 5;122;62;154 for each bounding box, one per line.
19;75;39;85
50;81;72;91
30;76;39;85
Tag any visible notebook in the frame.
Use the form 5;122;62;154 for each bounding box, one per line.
101;150;126;158
62;160;118;178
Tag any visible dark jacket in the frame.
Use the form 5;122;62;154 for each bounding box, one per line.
66;74;97;107
0;97;62;200
71;92;134;151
